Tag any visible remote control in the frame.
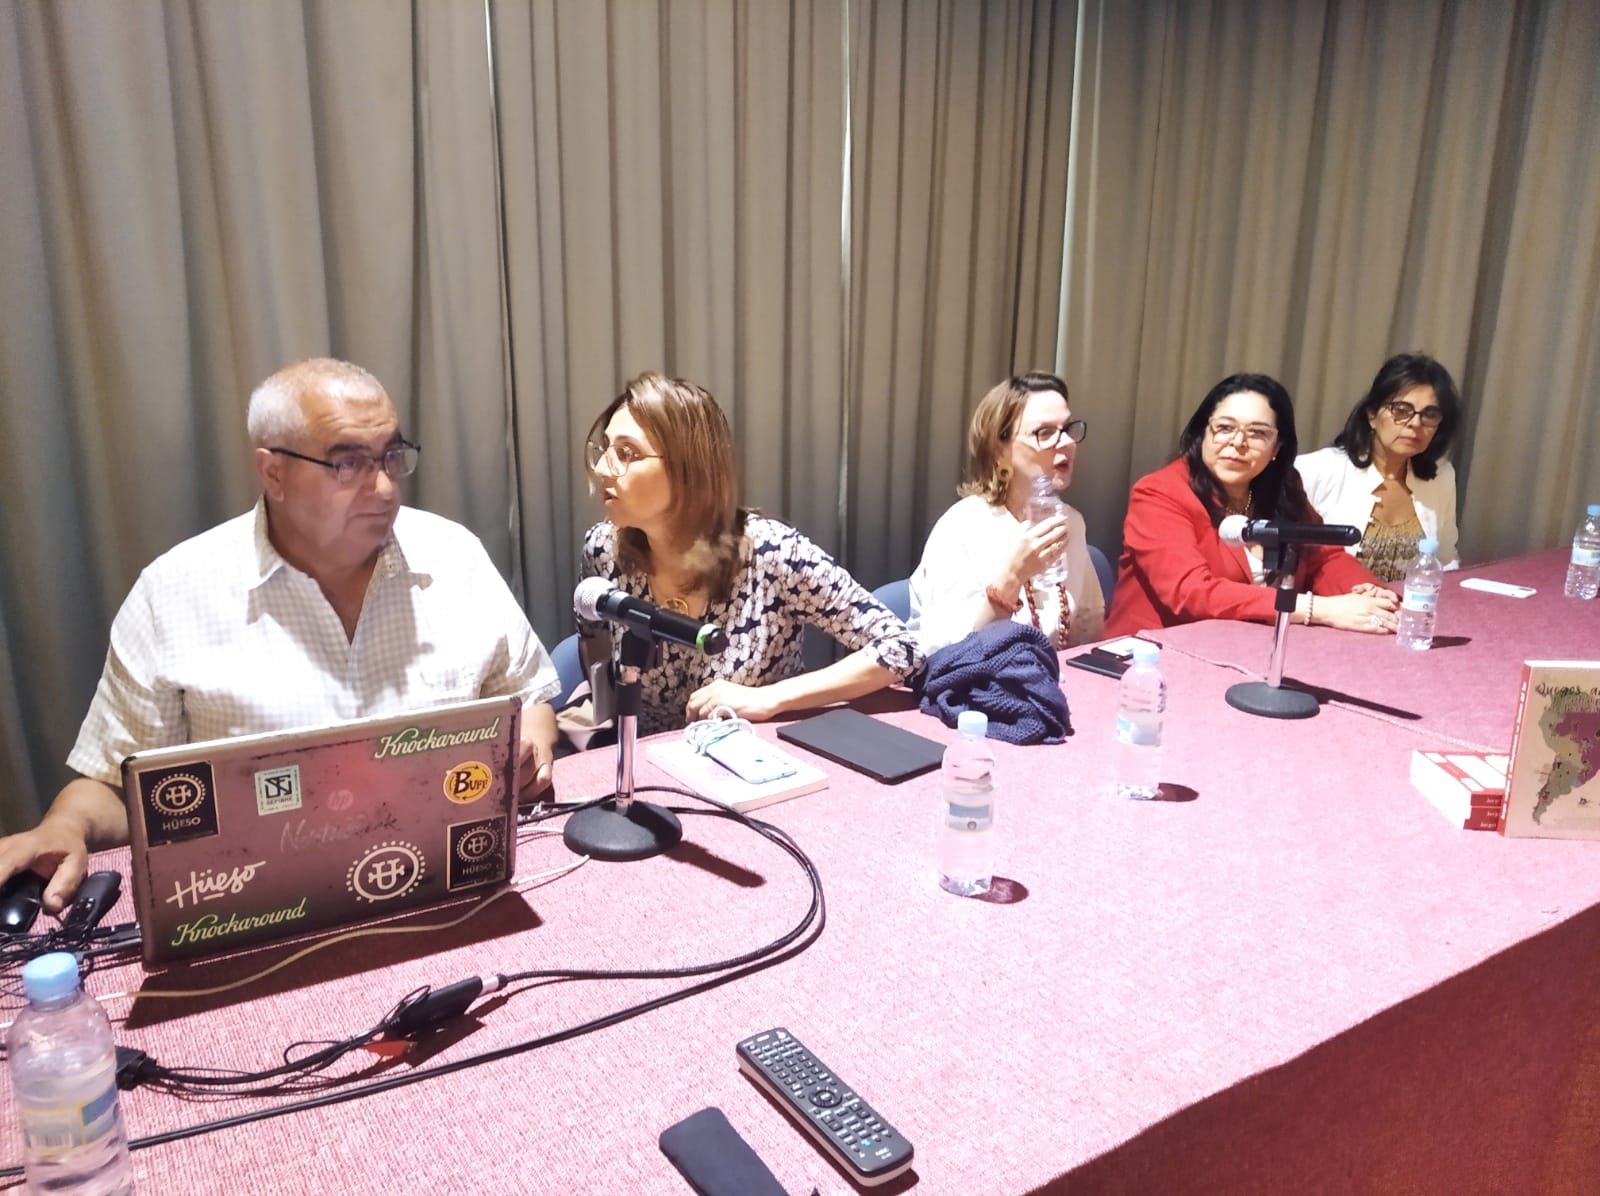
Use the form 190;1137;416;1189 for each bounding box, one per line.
736;1027;914;1186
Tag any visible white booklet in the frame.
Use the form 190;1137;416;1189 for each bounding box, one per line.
645;736;829;813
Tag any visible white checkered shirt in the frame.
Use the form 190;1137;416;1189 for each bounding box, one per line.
68;502;558;785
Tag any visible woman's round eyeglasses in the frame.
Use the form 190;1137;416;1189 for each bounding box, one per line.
586;440;662;473
1382;400;1444;428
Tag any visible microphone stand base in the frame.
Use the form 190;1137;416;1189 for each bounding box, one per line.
1225;680;1320;720
563;798;683;861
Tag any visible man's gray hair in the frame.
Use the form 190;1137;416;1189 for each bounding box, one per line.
246;358;387;447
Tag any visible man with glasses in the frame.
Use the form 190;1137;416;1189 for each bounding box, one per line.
0;358;559;912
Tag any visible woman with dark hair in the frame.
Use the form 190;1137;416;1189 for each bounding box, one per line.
908;371;1105;653
580;371;923;735
1297;353;1462;580
1103;373;1400;636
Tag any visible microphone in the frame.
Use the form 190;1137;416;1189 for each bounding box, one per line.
1219;514;1362;549
574;577;729;655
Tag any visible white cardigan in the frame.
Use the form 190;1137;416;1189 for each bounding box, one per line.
908;494;1106;654
1295;446;1459;569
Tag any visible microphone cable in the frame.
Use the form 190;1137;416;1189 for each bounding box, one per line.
0;786;823;1173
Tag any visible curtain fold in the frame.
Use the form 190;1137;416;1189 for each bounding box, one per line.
1059;0;1599;561
1;0;1594;837
490;0;849;640
846;0;1076;589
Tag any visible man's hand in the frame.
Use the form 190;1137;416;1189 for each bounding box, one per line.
519;700;558;797
0;778;129;913
0;818;91;914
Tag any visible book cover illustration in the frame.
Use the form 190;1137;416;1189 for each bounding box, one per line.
1501;662;1600;840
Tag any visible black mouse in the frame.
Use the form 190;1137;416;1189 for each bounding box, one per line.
0;871;45;935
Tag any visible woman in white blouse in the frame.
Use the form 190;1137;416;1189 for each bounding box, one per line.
1296;353;1462;581
909;372;1105;654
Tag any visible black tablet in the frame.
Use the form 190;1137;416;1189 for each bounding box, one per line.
776;708;947;784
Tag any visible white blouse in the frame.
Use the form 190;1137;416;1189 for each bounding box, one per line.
1296;447;1460;569
908;494;1106;655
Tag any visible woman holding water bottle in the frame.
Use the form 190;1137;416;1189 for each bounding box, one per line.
908;372;1106;654
1104;373;1399;636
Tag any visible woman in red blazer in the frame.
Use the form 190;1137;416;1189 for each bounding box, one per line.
1104;373;1401;636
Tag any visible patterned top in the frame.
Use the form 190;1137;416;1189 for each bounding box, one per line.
581;516;925;736
69;502;558;785
1355;512;1425;583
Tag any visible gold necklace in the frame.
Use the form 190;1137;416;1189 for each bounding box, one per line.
1223;492;1254;518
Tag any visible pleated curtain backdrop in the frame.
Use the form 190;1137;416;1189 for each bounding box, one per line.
1;0;1596;834
1057;0;1600;562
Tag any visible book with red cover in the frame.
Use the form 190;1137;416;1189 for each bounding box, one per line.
1410;749;1507;831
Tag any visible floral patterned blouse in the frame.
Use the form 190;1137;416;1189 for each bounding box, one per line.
581;515;925;736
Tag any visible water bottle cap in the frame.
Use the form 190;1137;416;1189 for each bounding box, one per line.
1131;640;1160;664
1588;504;1600;516
21;951;81;1004
1417;538;1439;554
956;710;989;737
1032;473;1053;493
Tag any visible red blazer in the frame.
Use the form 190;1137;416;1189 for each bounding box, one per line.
1103;458;1379;636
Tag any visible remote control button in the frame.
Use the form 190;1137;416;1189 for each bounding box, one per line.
810;1087;841;1107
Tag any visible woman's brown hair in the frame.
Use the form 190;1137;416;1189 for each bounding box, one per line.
958;372;1071;504
585;371;747;599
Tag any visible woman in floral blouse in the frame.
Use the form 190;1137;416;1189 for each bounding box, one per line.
580;371;924;736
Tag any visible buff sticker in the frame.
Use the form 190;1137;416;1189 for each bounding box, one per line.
443;761;493;804
254;764;302;816
138;763;220;847
447;817;508;891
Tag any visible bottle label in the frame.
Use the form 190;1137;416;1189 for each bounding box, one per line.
1572;547;1600;568
1116;713;1162;748
944;800;993;832
20;1082;121;1157
1403;588;1438;613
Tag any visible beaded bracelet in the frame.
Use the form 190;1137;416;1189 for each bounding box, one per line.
1305;594;1316;626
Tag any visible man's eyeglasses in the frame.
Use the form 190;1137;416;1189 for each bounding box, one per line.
269;440;420;486
1207;419;1277;448
586;440;662;473
1020;420;1089;450
1382;400;1444;428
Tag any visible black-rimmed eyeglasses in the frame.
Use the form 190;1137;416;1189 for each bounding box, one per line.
269;440;421;486
1021;420;1088;450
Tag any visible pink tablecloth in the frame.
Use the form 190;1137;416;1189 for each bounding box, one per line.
3;631;1596;1194
1144;549;1600;749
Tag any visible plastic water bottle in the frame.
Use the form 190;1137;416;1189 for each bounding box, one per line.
939;710;996;896
1114;641;1166;800
1564;503;1600;599
6;953;134;1195
1025;474;1069;586
1397;538;1444;650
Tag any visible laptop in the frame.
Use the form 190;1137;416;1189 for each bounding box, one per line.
121;695;521;966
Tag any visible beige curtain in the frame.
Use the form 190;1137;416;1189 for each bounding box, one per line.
3;0;1595;835
489;0;852;636
0;0;514;831
1059;0;1600;561
846;0;1077;586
